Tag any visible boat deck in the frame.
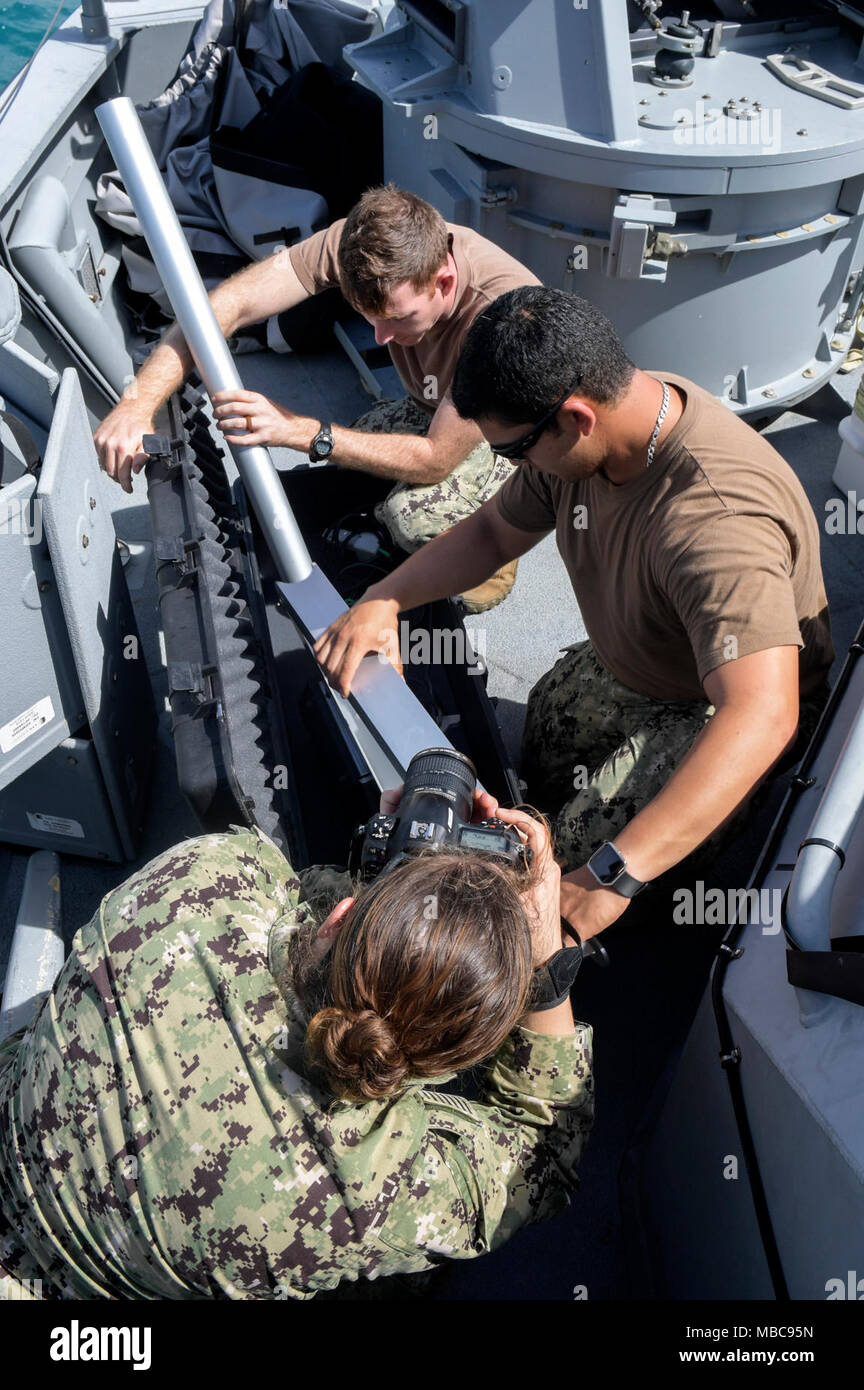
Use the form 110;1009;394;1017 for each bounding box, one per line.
1;331;863;1298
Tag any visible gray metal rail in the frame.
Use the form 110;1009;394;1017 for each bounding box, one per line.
785;696;864;1020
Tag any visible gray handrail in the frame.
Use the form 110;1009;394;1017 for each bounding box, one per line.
785;695;864;1020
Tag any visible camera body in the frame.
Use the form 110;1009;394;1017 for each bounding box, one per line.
349;748;528;881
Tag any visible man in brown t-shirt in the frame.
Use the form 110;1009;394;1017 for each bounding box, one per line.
313;287;833;945
94;185;538;609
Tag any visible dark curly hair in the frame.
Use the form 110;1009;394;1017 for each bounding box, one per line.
451;285;635;425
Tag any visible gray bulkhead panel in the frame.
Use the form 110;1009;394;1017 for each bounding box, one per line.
34;368;157;857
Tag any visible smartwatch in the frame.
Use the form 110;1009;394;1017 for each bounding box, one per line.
586;840;648;899
308;422;334;462
530;931;583;1011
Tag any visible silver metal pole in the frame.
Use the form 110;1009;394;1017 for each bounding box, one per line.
95;96;312;584
95;98;467;784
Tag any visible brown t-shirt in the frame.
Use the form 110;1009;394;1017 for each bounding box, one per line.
494;372;833;703
289;220;539;413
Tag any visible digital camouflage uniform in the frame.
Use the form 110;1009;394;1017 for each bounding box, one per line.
0;827;593;1301
352;397;516;553
521;640;830;875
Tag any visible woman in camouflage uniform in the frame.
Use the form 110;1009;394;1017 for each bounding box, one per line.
0;797;593;1300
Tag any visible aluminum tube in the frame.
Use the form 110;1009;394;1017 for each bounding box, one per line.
785;695;864;956
95;97;312;584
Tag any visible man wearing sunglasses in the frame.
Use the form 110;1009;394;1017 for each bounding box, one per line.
315;286;833;945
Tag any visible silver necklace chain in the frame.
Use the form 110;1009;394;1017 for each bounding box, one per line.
645;381;670;469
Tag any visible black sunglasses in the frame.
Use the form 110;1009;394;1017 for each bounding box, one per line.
490;374;583;460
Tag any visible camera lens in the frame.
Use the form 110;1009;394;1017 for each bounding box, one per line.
401;748;477;823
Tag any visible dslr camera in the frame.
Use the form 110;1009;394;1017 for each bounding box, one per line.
349;748;528;881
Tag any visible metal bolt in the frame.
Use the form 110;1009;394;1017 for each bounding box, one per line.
97;266;106;276
89;496;96;509
82;533;89;548
762;387;777;398
112;672;118;682
640;98;649;105
802;367;816;378
67;756;77;766
797;128;807;136
677;115;687;122
89;294;99;303
38;580;50;592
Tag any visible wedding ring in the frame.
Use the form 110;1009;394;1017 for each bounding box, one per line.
245;415;253;433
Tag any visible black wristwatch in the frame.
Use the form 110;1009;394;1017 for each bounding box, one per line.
308;422;334;462
586;839;648;899
530;929;583;1011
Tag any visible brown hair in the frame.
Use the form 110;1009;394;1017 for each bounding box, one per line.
290;851;535;1102
337;184;450;314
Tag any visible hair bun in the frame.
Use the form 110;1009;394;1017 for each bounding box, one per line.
307;1006;410;1101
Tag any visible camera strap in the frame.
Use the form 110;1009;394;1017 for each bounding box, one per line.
530;938;583;1010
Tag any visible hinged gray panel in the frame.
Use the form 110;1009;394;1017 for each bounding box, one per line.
37;369;157;857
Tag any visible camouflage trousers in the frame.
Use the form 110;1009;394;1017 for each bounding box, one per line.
351;397;516;553
521;640;829;876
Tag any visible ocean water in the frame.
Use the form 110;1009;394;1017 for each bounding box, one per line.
0;1;78;90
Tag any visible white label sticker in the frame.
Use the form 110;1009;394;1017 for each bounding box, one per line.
0;696;56;754
26;811;85;839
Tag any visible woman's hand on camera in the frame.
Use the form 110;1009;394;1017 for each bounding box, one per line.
492;806;563;967
379;786;499;822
